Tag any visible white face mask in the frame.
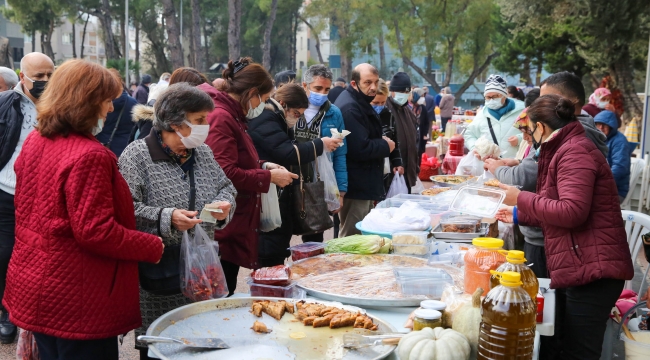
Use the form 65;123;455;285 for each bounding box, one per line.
417;97;426;105
246;95;265;119
485;98;504;110
92;118;104;136
392;92;409;106
597;100;609;109
176;120;209;149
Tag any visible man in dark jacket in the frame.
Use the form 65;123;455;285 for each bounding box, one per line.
594;110;631;201
133;74;151;105
328;77;346;103
423;85;436;122
335;64;395;237
95;89;138;157
384;72;418;191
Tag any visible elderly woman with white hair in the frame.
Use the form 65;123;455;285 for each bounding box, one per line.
0;67;18;92
118;83;237;359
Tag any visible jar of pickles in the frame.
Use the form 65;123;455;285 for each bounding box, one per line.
413;309;442;331
464;238;506;295
421;300;448;327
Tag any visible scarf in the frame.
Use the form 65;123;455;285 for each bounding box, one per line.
487;98;516;120
155;130;195;173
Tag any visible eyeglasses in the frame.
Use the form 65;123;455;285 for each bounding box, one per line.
485;95;502;101
286;108;301;118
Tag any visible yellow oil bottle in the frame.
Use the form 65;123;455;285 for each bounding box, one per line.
489;250;539;300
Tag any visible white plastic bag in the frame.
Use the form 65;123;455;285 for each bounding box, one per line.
260;183;282;232
315;151;340;211
383;158;390;175
361;201;431;233
474;136;501;159
411;177;425;194
455;153;484;176
386;171;408;198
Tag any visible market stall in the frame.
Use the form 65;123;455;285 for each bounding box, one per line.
145;182;556;360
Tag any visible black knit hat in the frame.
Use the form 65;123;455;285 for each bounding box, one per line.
141;74;152;85
389;72;411;92
274;70;296;86
336;77;346;83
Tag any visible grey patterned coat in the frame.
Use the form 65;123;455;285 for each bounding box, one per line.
118;131;237;245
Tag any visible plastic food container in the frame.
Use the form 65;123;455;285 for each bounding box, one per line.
392;243;431;257
394;267;453;282
392;231;429;245
449;186;506;218
440;214;481;233
464;238;506;295
428;252;463;265
398;277;454;297
288;242;326;262
251;265;292;286
247;279;306;298
413;309;442;330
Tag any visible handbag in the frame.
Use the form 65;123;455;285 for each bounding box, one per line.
292;143;333;235
139;166;196;295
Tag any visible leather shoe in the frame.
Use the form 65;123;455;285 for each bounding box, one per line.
0;311;16;344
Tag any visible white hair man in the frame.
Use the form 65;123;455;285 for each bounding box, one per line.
0;52;54;344
0;67;18;92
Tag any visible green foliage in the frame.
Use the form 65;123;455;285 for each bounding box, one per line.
3;0;63;35
106;59;141;80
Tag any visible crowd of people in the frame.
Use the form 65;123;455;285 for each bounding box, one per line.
0;51;642;360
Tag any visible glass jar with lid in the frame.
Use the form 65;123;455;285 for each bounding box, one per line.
413;309;442;331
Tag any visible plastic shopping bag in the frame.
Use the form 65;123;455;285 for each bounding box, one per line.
411;177;425;194
386;171;408;198
180;225;229;301
455;153;484;176
260;183;281;232
315;151;341;212
16;330;39;360
383;158;391;175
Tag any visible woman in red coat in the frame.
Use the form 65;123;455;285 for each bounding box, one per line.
497;94;634;360
200;58;297;294
3;60;163;359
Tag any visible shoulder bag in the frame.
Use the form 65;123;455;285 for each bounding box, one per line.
138;166;196;295
292;143;333;235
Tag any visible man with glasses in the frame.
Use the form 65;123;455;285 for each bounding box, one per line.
464;74;525;159
0;52;54;344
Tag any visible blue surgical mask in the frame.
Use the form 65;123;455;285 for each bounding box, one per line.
372;105;385;114
392;92;409;106
309;92;328;107
485;98;504;110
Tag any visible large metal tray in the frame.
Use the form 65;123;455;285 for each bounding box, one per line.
431;222;488;240
146;297;397;360
429;175;476;188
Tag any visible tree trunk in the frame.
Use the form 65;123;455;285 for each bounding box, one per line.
188;21;196;68
442;35;458;87
41;20;55;60
393;18;440;92
135;21;140;83
95;0;121;59
261;0;278;70
203;20;210;72
120;14;126;60
161;0;184;69
31;30;35;53
521;57;531;86
611;47;644;121
291;12;297;71
454;52;500;105
227;0;242;60
191;0;204;71
71;20;77;58
378;30;386;78
80;15;89;59
535;55;543;86
297;15;324;64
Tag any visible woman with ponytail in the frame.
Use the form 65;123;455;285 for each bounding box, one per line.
496;94;633;360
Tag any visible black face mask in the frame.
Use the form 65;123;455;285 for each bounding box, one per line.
531;123;542;150
353;83;376;104
28;80;47;99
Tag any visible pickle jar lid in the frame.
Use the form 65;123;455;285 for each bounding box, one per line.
420;300;447;311
414;309;442;320
472;237;504;249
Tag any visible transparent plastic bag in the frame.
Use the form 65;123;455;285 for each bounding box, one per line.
386;172;408;198
260;183;281;232
16;330;39;360
411;178;425;194
315;150;340;212
180;225;229;301
455;153;484;176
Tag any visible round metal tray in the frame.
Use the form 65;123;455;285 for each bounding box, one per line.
146;296;397;360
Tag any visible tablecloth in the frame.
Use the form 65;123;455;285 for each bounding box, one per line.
442;152;465;174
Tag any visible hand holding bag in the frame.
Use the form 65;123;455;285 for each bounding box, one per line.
292;143;333;235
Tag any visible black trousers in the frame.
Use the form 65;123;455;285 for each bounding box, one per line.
0;189;15;310
220;259;240;296
33;332;118;360
540;278;624;360
523;242;548;279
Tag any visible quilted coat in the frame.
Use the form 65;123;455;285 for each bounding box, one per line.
4;131;163;340
517;120;634;289
199;83;271;269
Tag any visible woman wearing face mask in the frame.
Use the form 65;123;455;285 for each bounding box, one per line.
298;64;347;242
5;59;164;360
464;74;525;159
198;58;298;293
374;79;406;193
582;87;613;118
496;94;634;360
249;83;340;265
119;83;236;360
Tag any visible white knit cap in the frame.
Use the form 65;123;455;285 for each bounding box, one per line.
484;74;508;97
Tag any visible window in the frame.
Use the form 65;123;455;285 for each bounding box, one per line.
62;33;72;45
12;48;23;62
307;38;310;50
299;61;305;68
